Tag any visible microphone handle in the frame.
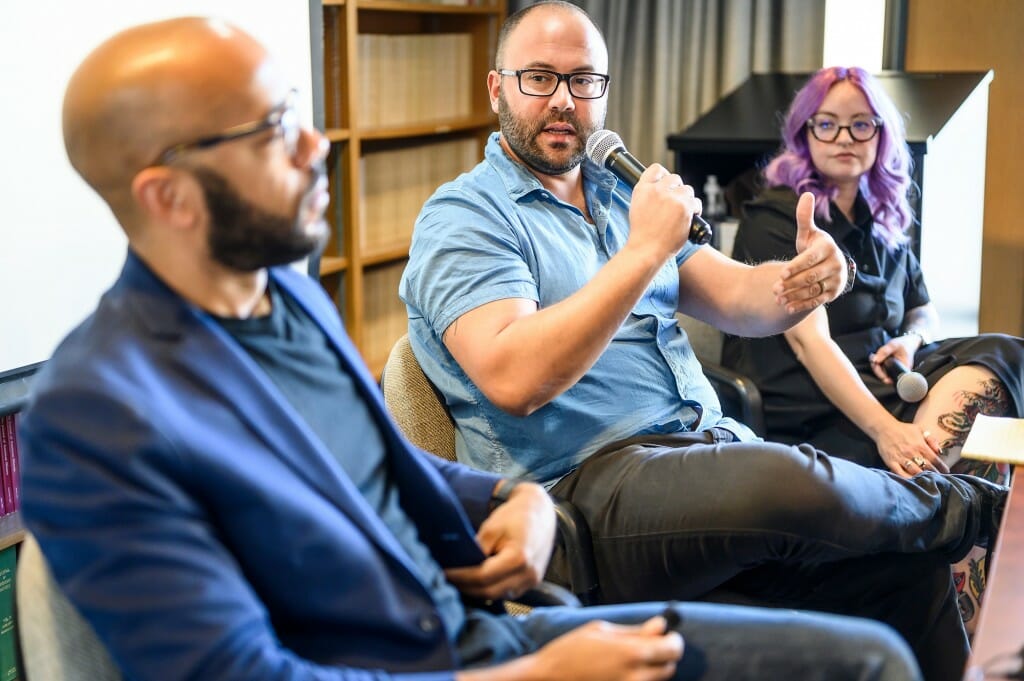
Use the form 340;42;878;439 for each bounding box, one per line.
882;356;910;379
607;151;712;246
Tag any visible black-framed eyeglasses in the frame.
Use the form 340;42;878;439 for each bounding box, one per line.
498;68;610;100
154;89;301;165
806;115;883;143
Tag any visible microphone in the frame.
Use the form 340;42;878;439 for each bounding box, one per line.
882;356;929;403
585;130;712;245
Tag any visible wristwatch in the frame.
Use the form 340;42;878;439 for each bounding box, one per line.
903;329;932;348
488;478;520;512
841;254;857;295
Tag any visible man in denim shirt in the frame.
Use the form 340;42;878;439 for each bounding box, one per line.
401;3;1008;679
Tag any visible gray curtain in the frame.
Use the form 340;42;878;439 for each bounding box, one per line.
507;0;825;167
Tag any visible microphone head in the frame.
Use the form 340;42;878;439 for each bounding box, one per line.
896;371;929;403
585;129;625;167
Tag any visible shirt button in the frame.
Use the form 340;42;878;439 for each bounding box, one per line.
417;614;440;633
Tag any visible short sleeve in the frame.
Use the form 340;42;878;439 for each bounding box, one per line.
902;247;931;310
402;189;538;339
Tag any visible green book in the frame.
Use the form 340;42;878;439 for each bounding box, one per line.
0;546;19;681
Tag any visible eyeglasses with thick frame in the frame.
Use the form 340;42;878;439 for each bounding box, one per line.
154;89;301;165
806;115;883;143
498;68;610;100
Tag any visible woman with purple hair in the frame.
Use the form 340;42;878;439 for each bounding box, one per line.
722;65;1023;632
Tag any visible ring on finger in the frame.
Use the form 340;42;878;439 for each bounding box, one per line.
901;459;915;471
913;456;928;469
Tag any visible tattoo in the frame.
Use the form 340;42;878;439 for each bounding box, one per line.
937;379;1010;470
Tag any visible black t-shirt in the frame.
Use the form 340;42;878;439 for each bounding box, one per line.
722;186;930;443
213;280;465;640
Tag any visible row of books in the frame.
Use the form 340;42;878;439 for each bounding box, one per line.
359;137;481;254
363;260;411;373
0;416;20;517
357;33;474;130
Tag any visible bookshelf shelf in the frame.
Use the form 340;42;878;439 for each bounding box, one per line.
363;245;411;266
359;114;497;141
318;255;349;276
358;1;503;15
0;513;24;553
316;0;504;369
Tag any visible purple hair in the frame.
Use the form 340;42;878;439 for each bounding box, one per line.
763;66;913;248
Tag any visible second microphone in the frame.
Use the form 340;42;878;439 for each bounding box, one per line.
585;129;712;245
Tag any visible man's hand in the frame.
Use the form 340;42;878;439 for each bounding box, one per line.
523;617;683;681
625;163;701;264
458;616;683;681
772;193;847;313
444;482;556;601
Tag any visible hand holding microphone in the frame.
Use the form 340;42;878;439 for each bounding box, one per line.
585;130;712;245
881;356;929;403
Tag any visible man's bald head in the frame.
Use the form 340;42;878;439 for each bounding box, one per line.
495;0;606;69
63;17;274;220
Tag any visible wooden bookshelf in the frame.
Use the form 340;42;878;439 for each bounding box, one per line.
316;0;505;375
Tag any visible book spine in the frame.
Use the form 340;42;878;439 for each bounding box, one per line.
0;545;18;681
7;416;18;513
0;419;9;517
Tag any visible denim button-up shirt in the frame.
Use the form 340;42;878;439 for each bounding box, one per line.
400;133;755;485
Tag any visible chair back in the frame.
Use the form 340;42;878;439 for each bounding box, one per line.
16;533;121;680
381;334;457;461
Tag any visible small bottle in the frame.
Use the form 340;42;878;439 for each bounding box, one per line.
703;174;725;219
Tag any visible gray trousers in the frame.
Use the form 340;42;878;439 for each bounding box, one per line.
548;432;1003;681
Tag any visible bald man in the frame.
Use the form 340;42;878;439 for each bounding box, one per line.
20;16;923;681
400;3;1007;681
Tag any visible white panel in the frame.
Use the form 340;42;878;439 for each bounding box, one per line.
0;2;314;372
918;76;992;338
823;0;885;71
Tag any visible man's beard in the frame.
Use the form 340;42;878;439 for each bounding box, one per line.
497;92;602;176
192;165;328;272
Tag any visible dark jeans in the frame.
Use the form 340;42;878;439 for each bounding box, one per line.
458;601;922;680
548;432;1004;681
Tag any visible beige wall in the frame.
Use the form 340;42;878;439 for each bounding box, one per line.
905;0;1024;335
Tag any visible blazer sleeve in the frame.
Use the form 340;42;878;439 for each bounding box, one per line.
19;387;458;681
415;446;503;529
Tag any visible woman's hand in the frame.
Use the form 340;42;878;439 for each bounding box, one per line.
868;334;922;383
874;419;949;477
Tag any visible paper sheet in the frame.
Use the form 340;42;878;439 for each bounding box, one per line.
961;414;1024;464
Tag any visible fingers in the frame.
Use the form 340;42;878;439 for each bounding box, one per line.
773;268;839;313
444;549;535;601
794;192;816;251
895;432;950;476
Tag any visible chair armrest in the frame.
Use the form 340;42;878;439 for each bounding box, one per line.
552;499;600;606
702;362;766;437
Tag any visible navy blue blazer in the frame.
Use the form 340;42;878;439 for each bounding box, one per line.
20;252;503;680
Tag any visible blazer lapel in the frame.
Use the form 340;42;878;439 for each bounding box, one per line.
122;254;423;573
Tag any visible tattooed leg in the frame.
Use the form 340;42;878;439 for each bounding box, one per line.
912;365;1012;635
914;365;1010;475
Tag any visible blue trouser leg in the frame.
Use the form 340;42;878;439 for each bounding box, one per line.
457;601;922;681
